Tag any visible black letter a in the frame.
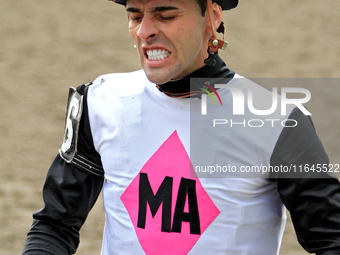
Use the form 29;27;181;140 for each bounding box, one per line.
171;178;200;235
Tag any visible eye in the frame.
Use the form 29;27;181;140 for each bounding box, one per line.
155;14;176;22
133;17;143;22
129;14;143;22
160;16;175;21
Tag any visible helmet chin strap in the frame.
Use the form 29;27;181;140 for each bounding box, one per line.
204;0;228;66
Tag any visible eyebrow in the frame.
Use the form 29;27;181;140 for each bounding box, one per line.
126;6;179;13
153;6;179;12
126;7;141;13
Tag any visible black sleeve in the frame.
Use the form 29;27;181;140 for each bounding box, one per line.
270;107;340;254
23;85;104;255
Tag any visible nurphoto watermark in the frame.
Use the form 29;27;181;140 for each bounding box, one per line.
189;78;339;178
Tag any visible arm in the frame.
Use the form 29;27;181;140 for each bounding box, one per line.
23;84;104;255
270;107;340;254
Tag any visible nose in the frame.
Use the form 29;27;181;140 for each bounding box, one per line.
137;16;158;41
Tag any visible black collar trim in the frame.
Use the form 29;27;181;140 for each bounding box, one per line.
156;56;235;98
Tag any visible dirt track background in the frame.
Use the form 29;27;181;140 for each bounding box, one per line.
1;0;340;254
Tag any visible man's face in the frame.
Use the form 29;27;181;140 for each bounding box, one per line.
126;0;211;84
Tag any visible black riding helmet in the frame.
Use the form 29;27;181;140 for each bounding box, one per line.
111;0;238;11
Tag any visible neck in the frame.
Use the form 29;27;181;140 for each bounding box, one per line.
156;56;235;98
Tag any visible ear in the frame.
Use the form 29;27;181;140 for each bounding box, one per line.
211;2;223;31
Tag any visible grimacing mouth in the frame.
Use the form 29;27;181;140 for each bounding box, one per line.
145;49;171;61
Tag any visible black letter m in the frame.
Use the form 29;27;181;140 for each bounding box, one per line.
137;173;173;232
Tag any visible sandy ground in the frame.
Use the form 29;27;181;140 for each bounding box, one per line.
0;0;339;254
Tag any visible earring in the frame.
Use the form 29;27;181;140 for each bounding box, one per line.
134;45;137;50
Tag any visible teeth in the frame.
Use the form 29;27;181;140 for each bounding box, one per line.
146;49;171;61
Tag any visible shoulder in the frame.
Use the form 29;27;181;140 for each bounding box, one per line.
85;70;154;121
228;74;279;101
89;70;149;96
227;74;303;117
86;70;153;109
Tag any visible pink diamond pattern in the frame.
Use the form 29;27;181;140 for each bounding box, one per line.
121;131;220;255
